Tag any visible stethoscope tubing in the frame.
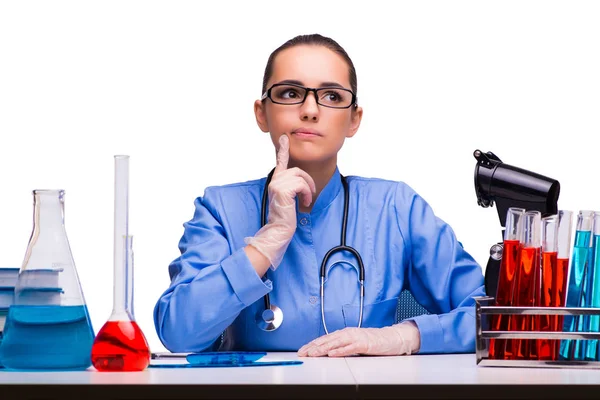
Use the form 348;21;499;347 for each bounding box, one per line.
258;168;365;333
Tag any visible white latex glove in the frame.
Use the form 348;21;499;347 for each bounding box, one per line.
244;134;316;270
297;321;421;357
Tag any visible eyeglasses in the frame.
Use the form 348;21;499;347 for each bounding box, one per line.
261;83;357;109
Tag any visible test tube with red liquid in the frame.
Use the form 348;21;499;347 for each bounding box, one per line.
513;211;541;360
91;156;150;371
489;207;525;360
554;210;573;359
539;214;558;360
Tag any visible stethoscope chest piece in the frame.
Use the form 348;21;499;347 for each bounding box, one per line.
256;304;284;331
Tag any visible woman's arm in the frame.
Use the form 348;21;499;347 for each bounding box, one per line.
395;182;486;354
153;191;272;353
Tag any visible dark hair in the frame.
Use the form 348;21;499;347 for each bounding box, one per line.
261;34;358;97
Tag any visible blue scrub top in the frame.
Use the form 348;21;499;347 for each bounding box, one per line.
153;168;485;354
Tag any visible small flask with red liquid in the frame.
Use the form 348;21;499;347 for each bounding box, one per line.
91;155;150;371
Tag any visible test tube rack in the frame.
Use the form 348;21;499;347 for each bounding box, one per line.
475;296;600;369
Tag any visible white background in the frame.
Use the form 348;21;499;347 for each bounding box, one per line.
0;1;598;353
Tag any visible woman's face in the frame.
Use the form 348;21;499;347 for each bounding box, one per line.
255;45;363;165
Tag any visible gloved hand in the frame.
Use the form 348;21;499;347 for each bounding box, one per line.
297;321;421;357
244;134;316;270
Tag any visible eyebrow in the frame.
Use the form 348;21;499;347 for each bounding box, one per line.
275;79;346;89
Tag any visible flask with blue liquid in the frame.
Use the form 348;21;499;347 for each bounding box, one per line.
0;190;94;370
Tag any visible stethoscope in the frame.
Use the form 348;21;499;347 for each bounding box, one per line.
255;169;365;334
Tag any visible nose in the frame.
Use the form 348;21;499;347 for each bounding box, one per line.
299;90;319;122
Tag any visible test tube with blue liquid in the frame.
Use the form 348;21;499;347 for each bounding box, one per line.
559;210;594;360
584;212;600;361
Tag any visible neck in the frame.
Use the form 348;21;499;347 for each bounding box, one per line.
289;157;338;213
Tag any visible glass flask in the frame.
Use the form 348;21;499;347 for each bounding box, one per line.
0;190;95;370
91;155;150;371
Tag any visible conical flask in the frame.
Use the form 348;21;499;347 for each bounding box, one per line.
91;155;150;371
0;190;95;370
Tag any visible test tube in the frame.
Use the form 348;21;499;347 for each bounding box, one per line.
554;210;573;358
585;212;600;361
560;210;594;360
539;215;558;360
490;207;525;360
513;211;541;360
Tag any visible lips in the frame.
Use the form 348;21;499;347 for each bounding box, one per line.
292;128;322;137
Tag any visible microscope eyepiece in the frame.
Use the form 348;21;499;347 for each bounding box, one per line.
474;149;560;227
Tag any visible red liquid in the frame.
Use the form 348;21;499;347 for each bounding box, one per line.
513;246;541;360
91;320;150;371
553;258;569;358
538;251;557;360
490;239;521;360
529;248;541;360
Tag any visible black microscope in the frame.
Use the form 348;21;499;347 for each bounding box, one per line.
473;149;561;298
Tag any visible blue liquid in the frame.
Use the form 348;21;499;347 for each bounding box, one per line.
559;230;591;360
585;235;600;360
0;305;94;370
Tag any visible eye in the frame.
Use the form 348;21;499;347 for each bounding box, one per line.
281;89;301;99
319;89;346;104
323;91;341;102
272;85;305;103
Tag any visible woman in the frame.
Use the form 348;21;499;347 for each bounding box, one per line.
153;34;485;357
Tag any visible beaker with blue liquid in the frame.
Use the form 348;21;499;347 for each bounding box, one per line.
0;190;94;370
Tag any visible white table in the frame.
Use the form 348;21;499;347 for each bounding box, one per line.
346;353;600;399
1;353;599;399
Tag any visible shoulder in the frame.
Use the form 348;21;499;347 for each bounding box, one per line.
202;177;265;198
195;177;266;215
345;175;420;204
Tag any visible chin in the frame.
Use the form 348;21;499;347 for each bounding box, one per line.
288;142;336;165
289;153;331;165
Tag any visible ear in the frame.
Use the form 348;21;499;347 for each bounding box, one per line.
346;105;363;138
254;100;269;133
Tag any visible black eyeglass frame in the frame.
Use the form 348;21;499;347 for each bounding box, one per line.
261;83;358;109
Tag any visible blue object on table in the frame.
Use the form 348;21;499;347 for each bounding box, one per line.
148;351;303;368
186;351;266;365
149;360;303;368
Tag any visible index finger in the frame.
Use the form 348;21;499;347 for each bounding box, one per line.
274;134;289;173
